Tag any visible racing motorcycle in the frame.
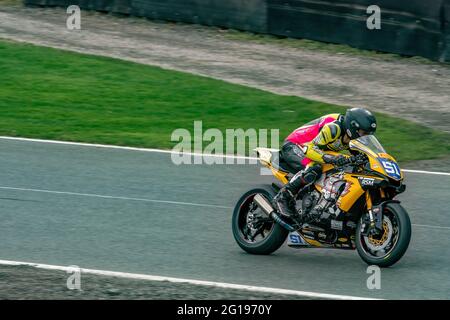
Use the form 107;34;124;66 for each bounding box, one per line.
232;135;411;267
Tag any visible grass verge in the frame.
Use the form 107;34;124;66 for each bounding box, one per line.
0;39;449;163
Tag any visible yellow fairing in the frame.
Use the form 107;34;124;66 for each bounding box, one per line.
321;163;336;173
254;148;290;185
363;152;403;180
349;138;404;181
304;238;322;247
337;174;365;212
271;167;289;184
368;156;383;175
377;153;404;180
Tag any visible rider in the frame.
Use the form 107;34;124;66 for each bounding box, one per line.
273;107;377;220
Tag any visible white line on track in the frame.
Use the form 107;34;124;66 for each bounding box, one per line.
412;224;450;230
400;169;450;176
1;185;449;231
0;136;250;160
0;186;231;209
1;136;449;176
0;259;378;300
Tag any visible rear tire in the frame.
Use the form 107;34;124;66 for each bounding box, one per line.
232;185;288;255
356;202;411;267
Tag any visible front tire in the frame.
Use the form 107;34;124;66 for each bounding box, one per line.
356;202;411;267
232;185;288;255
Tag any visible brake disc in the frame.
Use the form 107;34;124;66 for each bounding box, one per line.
364;216;393;251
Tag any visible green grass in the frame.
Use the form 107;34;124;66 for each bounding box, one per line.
0;39;449;163
0;0;21;5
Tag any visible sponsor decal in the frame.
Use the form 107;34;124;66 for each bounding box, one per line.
288;232;309;245
378;158;401;180
358;177;375;186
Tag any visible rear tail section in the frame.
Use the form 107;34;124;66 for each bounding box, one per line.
254;147;290;184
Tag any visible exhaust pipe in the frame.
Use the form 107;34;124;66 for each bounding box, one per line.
253;194;295;232
253;194;275;215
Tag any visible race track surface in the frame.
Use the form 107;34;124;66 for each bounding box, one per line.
0;138;449;299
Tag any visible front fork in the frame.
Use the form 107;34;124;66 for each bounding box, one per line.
361;190;384;236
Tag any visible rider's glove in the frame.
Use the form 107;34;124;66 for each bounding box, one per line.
353;154;367;165
323;154;350;166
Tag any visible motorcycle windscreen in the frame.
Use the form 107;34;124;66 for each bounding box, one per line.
349;135;385;157
350;135;403;180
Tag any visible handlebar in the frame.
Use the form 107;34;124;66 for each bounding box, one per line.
349;153;368;166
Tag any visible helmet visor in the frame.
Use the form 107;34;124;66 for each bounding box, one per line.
357;129;375;137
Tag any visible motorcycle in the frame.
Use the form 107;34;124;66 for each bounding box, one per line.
232;135;411;267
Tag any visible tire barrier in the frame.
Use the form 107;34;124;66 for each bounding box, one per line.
443;1;450;61
24;0;267;32
23;0;450;62
130;0;267;32
268;0;447;62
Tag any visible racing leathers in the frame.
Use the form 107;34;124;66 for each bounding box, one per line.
273;113;351;219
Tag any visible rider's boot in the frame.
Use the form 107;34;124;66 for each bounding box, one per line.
272;186;297;219
273;164;322;220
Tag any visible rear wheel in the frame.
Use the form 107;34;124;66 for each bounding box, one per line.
356;202;411;267
232;185;288;255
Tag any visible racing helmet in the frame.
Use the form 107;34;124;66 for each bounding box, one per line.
344;108;377;139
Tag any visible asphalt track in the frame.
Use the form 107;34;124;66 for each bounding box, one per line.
0;138;449;299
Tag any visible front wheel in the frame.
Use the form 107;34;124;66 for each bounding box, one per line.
356;202;411;267
232;185;288;255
